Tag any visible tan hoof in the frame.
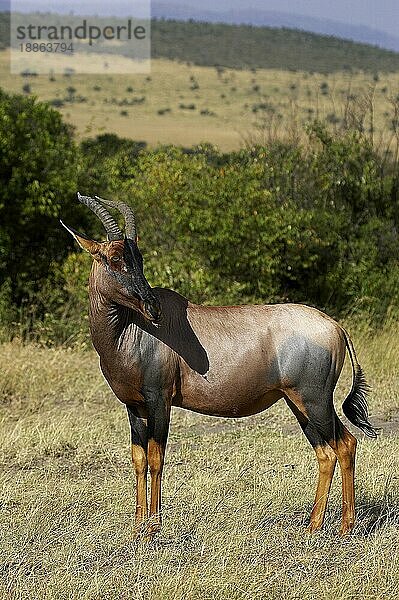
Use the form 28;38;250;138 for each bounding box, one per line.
133;521;148;540
338;523;354;536
145;520;161;537
133;519;161;541
306;521;322;534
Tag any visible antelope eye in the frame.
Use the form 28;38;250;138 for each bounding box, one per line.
111;255;122;263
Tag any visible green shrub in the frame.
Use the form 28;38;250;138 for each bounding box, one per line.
0;89;81;306
1;96;398;343
93;141;398;317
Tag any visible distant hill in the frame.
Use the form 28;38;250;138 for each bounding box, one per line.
2;0;397;52
152;3;399;53
0;9;7;50
1;11;399;73
151;20;399;73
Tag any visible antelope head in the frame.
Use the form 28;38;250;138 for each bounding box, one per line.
61;193;161;323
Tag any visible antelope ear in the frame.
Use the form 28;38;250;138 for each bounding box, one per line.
60;220;102;257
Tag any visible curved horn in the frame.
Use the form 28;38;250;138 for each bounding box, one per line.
95;195;137;241
77;193;123;241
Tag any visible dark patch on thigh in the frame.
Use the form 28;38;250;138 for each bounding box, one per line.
268;334;334;391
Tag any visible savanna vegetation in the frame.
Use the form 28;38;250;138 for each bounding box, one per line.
0;17;398;597
0;323;398;599
2;13;399;150
1;49;399;150
0;88;398;345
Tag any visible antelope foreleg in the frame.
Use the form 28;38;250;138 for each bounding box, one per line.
147;439;166;535
145;391;171;538
127;406;149;538
132;443;148;535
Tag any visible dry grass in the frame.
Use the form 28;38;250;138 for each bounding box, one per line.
1;49;399;149
0;324;398;599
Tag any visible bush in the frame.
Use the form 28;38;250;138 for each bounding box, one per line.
320;81;329;95
1;102;398;342
94;140;398;317
200;109;216;116
0;89;87;336
49;98;65;108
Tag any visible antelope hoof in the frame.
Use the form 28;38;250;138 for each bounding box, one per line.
133;521;148;541
134;521;161;542
145;521;161;538
306;521;322;534
338;522;354;537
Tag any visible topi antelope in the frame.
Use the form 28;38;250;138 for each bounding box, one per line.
61;193;376;538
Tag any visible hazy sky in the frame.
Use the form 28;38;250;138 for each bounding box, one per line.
11;1;150;19
9;1;399;38
181;0;399;37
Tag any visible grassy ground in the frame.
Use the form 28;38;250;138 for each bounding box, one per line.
0;323;398;599
1;49;399;149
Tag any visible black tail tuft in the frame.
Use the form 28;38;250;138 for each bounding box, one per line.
342;366;377;439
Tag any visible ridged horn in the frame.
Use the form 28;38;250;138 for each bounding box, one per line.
95;195;137;241
77;193;123;241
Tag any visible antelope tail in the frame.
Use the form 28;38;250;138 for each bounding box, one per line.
341;329;378;439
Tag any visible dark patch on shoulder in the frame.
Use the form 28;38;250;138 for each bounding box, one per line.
135;288;210;376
